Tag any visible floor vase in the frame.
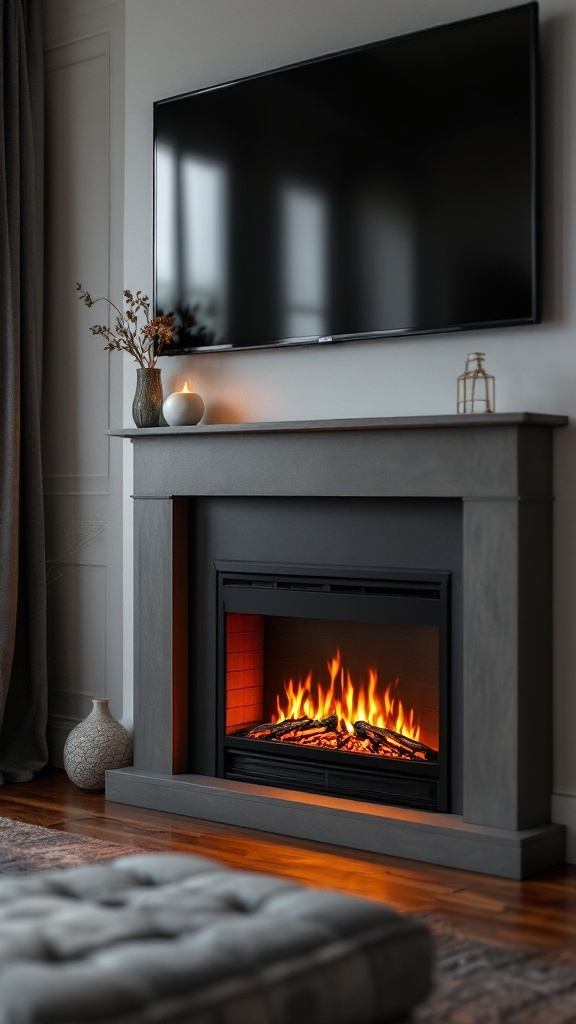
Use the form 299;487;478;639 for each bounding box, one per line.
63;698;133;791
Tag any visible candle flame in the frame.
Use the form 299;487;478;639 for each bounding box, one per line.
177;380;193;394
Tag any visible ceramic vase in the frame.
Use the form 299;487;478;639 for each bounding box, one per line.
63;698;133;791
163;387;205;426
132;367;163;427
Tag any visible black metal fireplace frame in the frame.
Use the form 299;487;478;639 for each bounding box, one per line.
216;561;450;811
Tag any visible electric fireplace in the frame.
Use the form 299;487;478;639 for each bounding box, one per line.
218;565;449;811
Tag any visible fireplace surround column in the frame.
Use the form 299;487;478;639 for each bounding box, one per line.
108;414;568;878
463;495;552;830
133;495;188;775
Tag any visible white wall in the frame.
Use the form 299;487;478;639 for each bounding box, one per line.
124;0;575;423
123;0;576;857
44;0;576;858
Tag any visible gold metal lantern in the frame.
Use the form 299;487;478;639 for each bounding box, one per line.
457;352;495;414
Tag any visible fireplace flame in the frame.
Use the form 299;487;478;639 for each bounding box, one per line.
273;650;421;742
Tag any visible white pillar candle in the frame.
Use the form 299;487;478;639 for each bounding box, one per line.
163;381;205;426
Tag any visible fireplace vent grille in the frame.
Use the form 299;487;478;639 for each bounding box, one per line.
222;575;442;602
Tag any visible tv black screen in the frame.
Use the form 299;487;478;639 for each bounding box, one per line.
154;3;539;353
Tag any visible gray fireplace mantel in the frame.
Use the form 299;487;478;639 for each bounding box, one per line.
107;413;568;878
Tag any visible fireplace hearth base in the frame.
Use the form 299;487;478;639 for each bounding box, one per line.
106;767;565;880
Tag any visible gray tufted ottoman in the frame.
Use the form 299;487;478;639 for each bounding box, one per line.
0;853;433;1024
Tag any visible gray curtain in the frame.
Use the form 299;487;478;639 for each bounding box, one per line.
0;0;48;782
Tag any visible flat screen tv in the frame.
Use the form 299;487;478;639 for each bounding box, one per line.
154;2;539;354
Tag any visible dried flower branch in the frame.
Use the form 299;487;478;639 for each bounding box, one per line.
76;284;175;368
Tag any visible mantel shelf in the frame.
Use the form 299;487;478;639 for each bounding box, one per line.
108;412;568;439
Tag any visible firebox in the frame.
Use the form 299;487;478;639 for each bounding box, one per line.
217;564;450;812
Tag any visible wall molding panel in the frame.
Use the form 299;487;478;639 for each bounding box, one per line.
42;2;126;764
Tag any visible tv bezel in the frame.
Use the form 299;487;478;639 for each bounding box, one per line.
153;2;540;356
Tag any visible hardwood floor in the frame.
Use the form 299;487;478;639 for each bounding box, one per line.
1;768;575;954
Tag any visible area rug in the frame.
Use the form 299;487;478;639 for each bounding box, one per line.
415;912;576;1023
0;815;142;875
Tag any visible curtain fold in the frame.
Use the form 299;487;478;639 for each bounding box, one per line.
0;0;48;782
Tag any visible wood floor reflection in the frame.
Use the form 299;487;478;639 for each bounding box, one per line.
1;769;575;953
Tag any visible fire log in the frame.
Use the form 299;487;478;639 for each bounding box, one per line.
277;714;339;741
354;721;438;761
245;716;312;740
245;714;338;742
336;732;355;750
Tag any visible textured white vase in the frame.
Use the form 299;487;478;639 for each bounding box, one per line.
63;698;133;791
